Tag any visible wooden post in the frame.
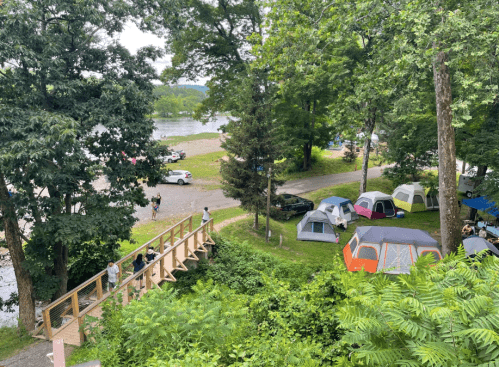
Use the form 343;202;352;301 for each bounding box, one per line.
145;268;151;290
172;247;177;268
159;235;165;278
170;228;175;246
117;262;122;282
160;235;165;253
184;238;189;258
127;283;132;303
53;339;65;367
71;293;80;318
189;216;192;232
43;309;53;340
96;277;103;299
180;221;184;238
78;315;86;344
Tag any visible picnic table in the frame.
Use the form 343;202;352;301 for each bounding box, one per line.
477;222;499;238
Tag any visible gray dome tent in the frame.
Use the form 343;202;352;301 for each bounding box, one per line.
296;210;338;243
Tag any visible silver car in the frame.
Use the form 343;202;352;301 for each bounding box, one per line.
160;170;193;185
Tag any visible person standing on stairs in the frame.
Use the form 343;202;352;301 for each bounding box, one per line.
132;253;146;289
106;260;119;291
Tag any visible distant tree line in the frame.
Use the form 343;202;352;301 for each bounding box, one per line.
153;85;206;118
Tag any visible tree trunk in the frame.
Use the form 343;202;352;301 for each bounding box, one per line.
359;110;376;195
461;161;466;174
0;174;36;331
466;165;488;221
52;241;69;300
253;210;259;230
433;49;460;255
303;143;312;171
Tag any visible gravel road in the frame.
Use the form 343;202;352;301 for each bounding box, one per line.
136;165;388;223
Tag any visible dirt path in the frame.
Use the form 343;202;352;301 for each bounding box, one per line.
213;214;249;232
0;341;73;367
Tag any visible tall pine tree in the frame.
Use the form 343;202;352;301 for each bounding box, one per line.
220;69;283;229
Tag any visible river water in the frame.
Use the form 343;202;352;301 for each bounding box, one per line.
93;115;230;139
0;266;20;327
152;115;229;139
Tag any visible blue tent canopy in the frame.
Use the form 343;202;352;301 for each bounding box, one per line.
320;196;352;207
462;197;499;218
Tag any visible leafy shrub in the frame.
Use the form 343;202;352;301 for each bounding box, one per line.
335;250;499;366
206;234;314;294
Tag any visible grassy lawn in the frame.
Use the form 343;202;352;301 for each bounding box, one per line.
164;151;225;181
158;132;221;147
280;155;383;181
0;326;38;360
161;148;385;186
220;177;442;267
120;206;246;255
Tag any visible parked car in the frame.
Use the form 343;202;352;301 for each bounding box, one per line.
273;194;314;219
160;170;193;185
176;150;186;159
164;151;180;163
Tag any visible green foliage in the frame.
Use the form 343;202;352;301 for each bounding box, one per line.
0;0;165;300
205;234;313;294
220;68;284;224
153;85;205;117
286;146;324;173
336;250;499;366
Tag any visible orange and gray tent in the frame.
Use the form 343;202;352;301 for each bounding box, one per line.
343;226;442;274
296;210;338;243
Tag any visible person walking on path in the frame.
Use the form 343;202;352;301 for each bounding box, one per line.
151;201;158;220
132;254;146;289
156;193;162;211
202;207;211;224
106;260;119;291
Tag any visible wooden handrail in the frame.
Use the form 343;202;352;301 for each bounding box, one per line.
42;216;192;316
77;219;213;320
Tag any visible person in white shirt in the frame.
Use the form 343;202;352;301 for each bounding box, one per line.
106;260;119;291
479;227;487;238
202;207;211;224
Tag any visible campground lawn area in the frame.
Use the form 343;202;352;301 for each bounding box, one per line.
164;151;225;182
164;148;386;187
158;132;220;147
219;177;442;267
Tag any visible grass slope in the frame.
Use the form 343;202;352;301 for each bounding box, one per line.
0;327;37;360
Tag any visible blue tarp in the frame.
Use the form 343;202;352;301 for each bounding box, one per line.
355;226;440;248
321;196;352;207
462;197;499;218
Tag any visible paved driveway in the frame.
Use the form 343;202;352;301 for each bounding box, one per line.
136;166;388;223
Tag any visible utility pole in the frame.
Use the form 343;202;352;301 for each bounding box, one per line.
265;166;272;243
